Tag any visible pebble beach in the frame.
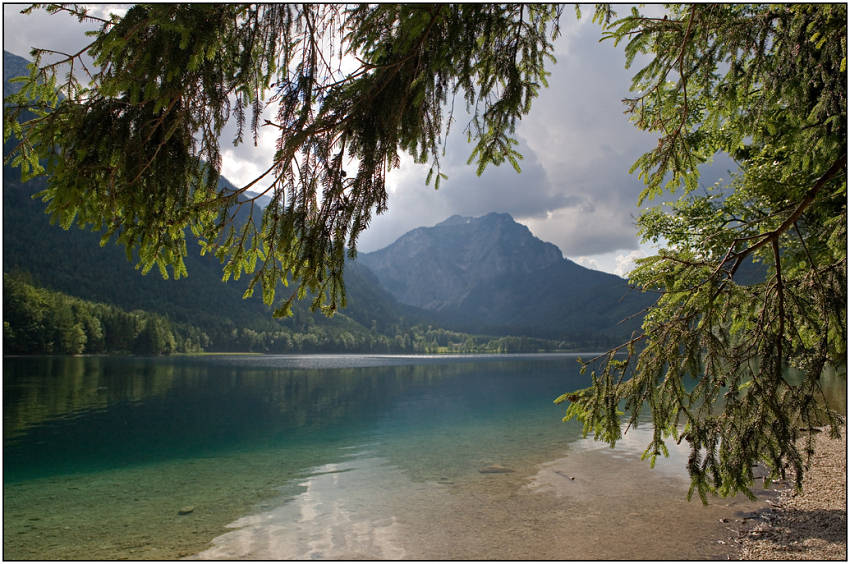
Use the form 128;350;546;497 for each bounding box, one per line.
730;428;847;560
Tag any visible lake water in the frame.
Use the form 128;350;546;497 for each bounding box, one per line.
3;353;816;559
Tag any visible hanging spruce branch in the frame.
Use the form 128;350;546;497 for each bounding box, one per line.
4;3;845;502
557;4;846;502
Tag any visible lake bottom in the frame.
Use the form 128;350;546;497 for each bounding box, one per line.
3;354;781;559
198;450;774;560
5;428;775;560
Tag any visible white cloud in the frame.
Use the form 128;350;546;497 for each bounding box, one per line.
219;104;281;192
614;249;649;278
573;256;600;271
220;149;264;191
565;244;656;280
81;4;128;20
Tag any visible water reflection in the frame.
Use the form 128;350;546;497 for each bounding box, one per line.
4;357;176;441
3;353;844;560
5;354;844;484
194;457;413;560
3;355;586;482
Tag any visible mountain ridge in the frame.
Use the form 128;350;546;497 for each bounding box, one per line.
358;212;654;342
359;212;565;310
3;51;416;348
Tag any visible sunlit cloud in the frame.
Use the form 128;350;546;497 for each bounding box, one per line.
614;249;649;278
573;256;600;270
81;4;128;20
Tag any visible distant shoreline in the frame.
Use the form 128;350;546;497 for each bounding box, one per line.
3;350;596;358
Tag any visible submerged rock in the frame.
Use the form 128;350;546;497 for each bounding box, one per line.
177;506;194;515
479;464;514;474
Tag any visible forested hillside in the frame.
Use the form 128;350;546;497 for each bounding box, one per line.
3;50;425;351
2;157;445;353
3;273;571;355
4;272;205;355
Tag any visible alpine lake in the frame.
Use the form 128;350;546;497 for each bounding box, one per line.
4;353;845;560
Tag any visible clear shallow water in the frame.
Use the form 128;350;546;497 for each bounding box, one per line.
5;353;834;559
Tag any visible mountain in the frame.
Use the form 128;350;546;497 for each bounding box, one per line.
2;154;424;340
359;213;563;310
4;50;30;94
358;213;655;343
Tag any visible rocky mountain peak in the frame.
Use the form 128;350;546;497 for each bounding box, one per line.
358;213;564;311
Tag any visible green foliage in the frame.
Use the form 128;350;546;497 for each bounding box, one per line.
4;151;577;355
3;272;573;356
562;4;846;502
2;272;198;355
5;3;845;502
4;4;562;318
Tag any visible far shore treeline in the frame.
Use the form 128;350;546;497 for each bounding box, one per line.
3;273;581;356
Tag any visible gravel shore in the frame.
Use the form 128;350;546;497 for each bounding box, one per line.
731;428;847;560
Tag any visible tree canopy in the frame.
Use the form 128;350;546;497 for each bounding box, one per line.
558;4;846;502
4;3;846;501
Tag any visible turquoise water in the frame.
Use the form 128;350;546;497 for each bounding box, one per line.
4;354;585;482
7;353;835;559
4;354;603;559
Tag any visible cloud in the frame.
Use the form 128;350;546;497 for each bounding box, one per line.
3;5;102;68
614;249;649;278
573;256;600;271
81;4;128;19
218;105;282;192
357;108;574;252
522;205;640;257
363;12;740;268
570;244;656;280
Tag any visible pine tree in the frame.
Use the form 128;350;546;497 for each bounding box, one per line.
558;4;846;502
52;298;87;354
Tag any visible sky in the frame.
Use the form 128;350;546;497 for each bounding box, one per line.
3;4;737;277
